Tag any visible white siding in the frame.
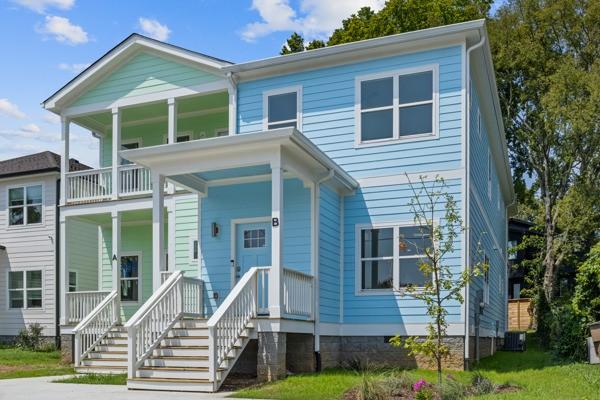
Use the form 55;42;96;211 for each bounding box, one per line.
0;174;58;337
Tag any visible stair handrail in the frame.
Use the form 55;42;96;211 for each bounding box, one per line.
206;266;269;389
72;290;119;366
125;270;184;379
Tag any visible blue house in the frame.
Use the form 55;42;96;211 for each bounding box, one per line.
42;19;513;391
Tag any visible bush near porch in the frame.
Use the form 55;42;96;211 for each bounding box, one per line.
0;346;74;380
232;334;600;400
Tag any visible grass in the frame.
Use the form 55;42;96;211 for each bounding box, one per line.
0;347;74;380
53;373;127;385
233;334;600;399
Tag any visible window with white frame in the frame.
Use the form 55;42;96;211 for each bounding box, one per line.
483;254;490;304
358;224;432;292
120;254;139;302
8;185;42;226
264;87;301;130
357;66;437;144
8;270;42;309
68;271;77;292
244;229;266;248
487;149;492;200
189;238;199;262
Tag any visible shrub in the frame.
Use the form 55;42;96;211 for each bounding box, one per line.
469;372;497;396
439;379;467;400
356;372;387;400
573;243;600;323
15;323;44;351
550;303;588;361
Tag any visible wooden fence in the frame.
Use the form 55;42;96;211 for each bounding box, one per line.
508;298;534;331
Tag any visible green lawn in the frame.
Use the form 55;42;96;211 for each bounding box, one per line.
54;373;127;385
233;335;600;399
0;347;74;379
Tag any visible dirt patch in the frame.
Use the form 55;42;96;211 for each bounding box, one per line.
220;374;259;391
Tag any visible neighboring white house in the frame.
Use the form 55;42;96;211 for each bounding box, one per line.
0;151;88;343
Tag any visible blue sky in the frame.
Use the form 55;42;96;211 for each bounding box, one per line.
0;0;503;167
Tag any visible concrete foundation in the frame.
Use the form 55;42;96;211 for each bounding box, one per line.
286;333;315;373
60;334;74;364
257;331;287;382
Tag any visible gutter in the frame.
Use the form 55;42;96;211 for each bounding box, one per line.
464;34;486;368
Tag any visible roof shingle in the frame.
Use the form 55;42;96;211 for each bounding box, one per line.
0;151;90;179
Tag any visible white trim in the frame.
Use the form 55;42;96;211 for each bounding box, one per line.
254;318;314;334
354;64;439;147
120;251;142;304
356;169;462;188
339;194;344;324
6;182;45;229
97;225;103;290
319;322;466;336
6;268;45;311
229;217;271;288
262;85;303;131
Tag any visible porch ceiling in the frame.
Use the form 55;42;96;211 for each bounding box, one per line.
120;128;358;194
73;208;158;225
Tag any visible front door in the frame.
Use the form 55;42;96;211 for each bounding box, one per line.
235;222;271;313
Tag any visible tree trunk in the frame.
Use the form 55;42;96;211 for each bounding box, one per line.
542;190;557;303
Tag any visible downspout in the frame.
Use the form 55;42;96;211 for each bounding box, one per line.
313;169;335;372
55;178;61;349
464;34;486;369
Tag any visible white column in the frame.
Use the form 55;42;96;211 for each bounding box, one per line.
111;108;121;200
111;211;121;322
269;155;283;318
59;217;68;325
167;198;176;273
152;172;166;291
60;117;70;206
167;98;177;144
227;76;237;135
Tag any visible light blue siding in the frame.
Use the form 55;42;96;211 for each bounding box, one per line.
237;45;464;179
319;185;341;323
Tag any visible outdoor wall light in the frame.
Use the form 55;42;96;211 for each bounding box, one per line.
211;222;220;237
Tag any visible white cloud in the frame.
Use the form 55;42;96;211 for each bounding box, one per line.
43;112;61;124
138;17;171;41
241;0;385;42
58;62;90;73
21;123;41;133
0;98;26;119
12;0;74;14
0;128;59;142
38;15;88;45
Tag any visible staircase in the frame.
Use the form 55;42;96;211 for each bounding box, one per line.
128;316;255;392
76;325;127;374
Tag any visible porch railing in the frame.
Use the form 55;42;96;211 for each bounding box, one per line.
65;167;112;202
282;268;314;319
65;290;111;325
119;164;152;196
72;290;119;366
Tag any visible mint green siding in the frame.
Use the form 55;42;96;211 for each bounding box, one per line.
174;195;200;277
67;218;99;291
71;52;222;107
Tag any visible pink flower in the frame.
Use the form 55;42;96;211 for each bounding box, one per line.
413;379;427;392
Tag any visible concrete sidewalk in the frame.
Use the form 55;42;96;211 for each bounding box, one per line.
0;375;243;400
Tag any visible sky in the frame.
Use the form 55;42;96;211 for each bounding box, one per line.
0;0;504;168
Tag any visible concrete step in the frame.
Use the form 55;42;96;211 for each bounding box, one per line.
161;336;209;347
127;377;214;392
137;366;216;380
82;357;127;367
153;346;209;357
144;356;209;368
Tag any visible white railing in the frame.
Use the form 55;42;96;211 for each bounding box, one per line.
207;266;269;389
160;271;173;284
65;290;111;325
65;167;112;202
183;276;204;315
73;291;119;366
125;271;184;378
282;268;314;319
119;164;152;196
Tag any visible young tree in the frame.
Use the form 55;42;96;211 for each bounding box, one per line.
390;175;487;386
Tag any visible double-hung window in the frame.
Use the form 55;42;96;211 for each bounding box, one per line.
358;224;433;293
8;270;42;309
8;185;42;226
357;65;437;144
264;87;302;130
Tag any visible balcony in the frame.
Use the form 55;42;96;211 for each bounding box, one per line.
65;164;154;204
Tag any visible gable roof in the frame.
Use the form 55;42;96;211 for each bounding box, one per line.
0;151;90;179
42;33;233;111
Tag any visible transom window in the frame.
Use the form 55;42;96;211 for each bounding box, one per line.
120;255;139;302
357;66;437;144
358;224;433;292
8;270;42;309
264;87;302;130
244;229;266;248
9;185;42;226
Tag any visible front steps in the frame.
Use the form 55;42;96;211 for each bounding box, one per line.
128;317;254;392
75;325;128;374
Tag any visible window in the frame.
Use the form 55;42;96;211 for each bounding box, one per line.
68;271;77;292
508;240;518;261
120;255;139;302
8;270;42;309
176;134;190;143
264;87;302;130
244;229;266;248
487;150;492;200
190;238;199;262
357;66;437;144
483;254;490;304
358;224;432;293
9;185;42;226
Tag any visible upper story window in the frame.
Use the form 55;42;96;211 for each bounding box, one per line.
8;184;42;226
9;270;42;309
358;224;433;294
356;65;438;145
68;271;77;292
263;86;302;130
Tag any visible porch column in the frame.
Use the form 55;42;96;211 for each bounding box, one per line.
152;172;166;291
167;98;177;194
269;156;283;318
111;211;121;322
59;216;68;325
111;108;121;200
227;74;237;135
167;198;176;272
60;117;70;206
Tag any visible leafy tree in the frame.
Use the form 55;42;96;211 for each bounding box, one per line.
306;39;325;50
390;175;487;386
573;242;600;323
489;0;600;303
280;33;326;55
